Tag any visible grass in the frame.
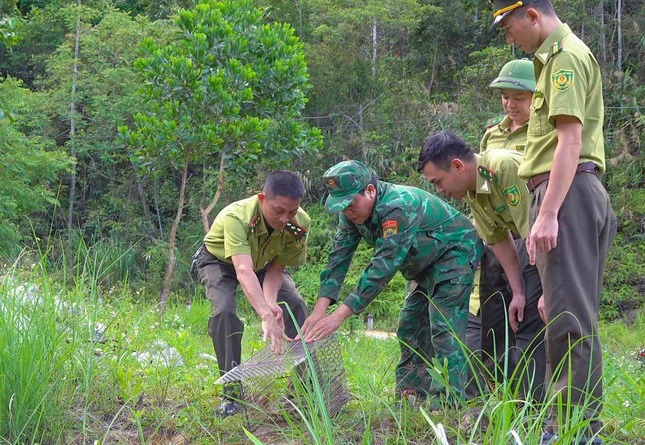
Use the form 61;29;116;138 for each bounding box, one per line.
0;248;643;444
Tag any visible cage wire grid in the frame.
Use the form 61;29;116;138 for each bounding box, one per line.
216;334;350;417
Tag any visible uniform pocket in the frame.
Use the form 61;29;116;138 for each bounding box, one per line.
528;95;552;136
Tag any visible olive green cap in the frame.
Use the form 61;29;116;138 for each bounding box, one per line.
489;0;537;27
322;160;372;213
489;59;536;91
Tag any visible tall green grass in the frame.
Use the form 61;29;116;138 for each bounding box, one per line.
0;239;642;443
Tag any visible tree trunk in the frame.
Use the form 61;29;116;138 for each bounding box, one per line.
134;167;156;239
428;45;437;96
159;147;190;310
616;0;622;71
67;0;81;231
372;19;377;78
200;153;226;233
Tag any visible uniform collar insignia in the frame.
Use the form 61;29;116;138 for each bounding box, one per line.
285;220;307;239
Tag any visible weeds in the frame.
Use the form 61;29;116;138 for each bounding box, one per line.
0;244;643;444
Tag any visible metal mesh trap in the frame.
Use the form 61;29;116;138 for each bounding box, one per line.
215;334;350;417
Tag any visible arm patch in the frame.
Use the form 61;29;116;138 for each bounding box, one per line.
382;220;398;238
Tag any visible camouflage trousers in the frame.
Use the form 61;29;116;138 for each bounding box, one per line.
395;276;472;405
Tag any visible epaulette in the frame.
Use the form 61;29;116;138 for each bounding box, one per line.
550;41;563;58
478;165;497;184
486;115;504;129
248;214;261;234
285;221;307;240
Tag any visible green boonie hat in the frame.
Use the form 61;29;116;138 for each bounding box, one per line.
489;0;537;27
322;160;371;213
489;59;536;91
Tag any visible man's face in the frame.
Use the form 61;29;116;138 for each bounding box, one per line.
501;88;532;126
341;184;376;224
259;194;301;231
420;161;469;200
499;8;540;53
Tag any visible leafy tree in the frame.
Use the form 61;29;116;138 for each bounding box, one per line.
0;77;72;255
123;0;321;308
38;9;159;240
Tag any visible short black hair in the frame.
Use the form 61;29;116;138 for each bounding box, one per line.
263;170;306;199
357;177;378;196
417;131;474;172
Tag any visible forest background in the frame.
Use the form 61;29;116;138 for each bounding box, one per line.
0;0;643;443
1;0;642;319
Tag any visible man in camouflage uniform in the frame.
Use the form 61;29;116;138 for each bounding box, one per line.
192;170;309;417
418;131;546;404
301;160;483;404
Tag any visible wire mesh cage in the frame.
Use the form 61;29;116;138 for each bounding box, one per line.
216;334;350;417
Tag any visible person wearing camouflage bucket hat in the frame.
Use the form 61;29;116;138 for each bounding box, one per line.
489;0;616;443
300;160;484;405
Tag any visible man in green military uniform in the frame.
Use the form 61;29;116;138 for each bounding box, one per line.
192;170;310;417
301;160;483;404
492;0;617;443
481;58;535;153
418;131;546;404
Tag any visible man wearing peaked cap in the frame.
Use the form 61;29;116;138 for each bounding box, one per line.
301;160;484;405
491;0;616;443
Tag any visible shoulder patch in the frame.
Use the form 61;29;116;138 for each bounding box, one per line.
486;115;504;129
552;68;574;91
478;165;497;184
503;185;522;207
382;220;398;238
248;214;261;233
285;221;307;241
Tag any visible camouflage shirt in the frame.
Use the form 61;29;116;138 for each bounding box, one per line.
319;181;483;314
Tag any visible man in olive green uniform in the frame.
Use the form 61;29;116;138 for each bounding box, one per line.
480;58;535;153
192;170;310;417
301;160;483;404
493;0;617;443
419;131;546;403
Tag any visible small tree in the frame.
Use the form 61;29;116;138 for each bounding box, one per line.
122;0;320;309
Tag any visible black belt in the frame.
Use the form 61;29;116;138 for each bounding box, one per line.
526;162;598;194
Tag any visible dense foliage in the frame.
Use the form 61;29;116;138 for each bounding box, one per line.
0;0;642;318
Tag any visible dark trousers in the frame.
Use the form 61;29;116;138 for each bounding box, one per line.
195;248;308;389
531;172;616;435
465;242;547;403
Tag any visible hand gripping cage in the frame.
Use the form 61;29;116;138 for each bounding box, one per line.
215;334;350;417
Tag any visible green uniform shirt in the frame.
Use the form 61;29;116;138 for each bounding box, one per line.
466;149;530;244
479;115;528;153
319;181;483;314
203;196;310;271
518;24;605;180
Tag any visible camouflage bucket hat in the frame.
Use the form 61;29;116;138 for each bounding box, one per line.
323;160;372;213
